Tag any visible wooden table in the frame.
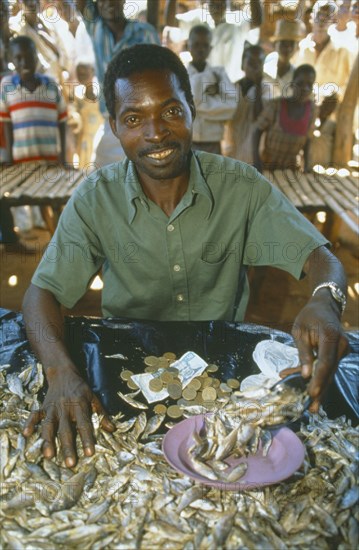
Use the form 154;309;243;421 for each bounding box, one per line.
0;163;83;233
263;169;359;239
1;164;358;238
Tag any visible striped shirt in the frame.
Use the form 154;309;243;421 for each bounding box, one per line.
83;1;160;114
0;74;67;164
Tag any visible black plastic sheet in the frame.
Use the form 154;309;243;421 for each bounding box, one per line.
0;308;358;421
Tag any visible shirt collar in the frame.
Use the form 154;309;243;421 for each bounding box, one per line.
11;73;48;87
124;151;214;224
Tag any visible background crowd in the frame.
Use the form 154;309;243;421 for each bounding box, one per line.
0;0;358;246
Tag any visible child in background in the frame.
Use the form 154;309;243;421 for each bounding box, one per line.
0;35;67;164
224;44;274;163
252;64;317;172
73;61;103;168
186;25;237;155
308;93;338;170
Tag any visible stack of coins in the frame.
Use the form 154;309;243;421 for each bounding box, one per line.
119;353;241;420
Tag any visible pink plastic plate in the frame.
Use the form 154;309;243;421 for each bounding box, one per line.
162;414;305;490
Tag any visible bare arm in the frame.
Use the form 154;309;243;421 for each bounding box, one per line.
22;284;114;467
291;245;348;409
250;0;262;28
164;0;178;27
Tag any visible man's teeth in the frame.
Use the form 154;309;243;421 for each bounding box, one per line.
147;149;173;159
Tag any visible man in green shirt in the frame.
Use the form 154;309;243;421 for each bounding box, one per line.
22;44;348;467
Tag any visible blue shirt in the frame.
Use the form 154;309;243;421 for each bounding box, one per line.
83;1;160;114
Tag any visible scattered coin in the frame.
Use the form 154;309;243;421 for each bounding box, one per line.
161;372;173;384
167;405;183;418
202;387;217;401
167;382;182;400
145;366;158;373
220;382;232;393
182;387;197;401
212;378;221;388
201;378;213;388
154;404;167;415
144;356;159;367
227;378;240;389
191;379;202;391
120;369;134;381
167;367;179;375
163;352;177;361
207;364;219;373
158;358;170;368
149;378;163;392
127;379;139;390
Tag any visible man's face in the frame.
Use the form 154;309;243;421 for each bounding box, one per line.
312;7;335;41
109;69;194;183
97;0;125;21
11;43;37;81
188;31;211;65
276;40;297;62
208;0;226;25
242;51;264;82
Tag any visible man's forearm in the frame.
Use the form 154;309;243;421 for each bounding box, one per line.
22;284;78;380
304;246;347;315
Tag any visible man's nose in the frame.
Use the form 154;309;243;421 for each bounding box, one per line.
144;118;170;141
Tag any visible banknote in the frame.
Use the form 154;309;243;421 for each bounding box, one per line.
131;351;208;404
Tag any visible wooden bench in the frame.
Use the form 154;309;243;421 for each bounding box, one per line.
263;169;359;240
1;164;358;239
0;163;83;234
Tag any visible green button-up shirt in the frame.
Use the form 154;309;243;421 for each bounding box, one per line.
32;152;328;321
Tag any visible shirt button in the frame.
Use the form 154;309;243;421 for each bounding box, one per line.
167;224;175;232
173;264;181;272
176;293;184;302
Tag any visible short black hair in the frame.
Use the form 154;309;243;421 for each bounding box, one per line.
104;44;194;119
293;63;316;80
188;24;212;41
9;35;37;54
242;44;265;63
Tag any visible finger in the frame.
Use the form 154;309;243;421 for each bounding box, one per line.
23;410;44;437
91;395;115;432
74;405;95;457
58;416;77;468
279;366;302;379
292;324;316;378
41;413;59;459
308;344;337;401
309;398;320;413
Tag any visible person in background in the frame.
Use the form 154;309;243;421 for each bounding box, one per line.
186;25;237;155
294;0;352;102
224;44;273;162
165;0;262;83
0;36;67;248
252;64;317;172
73;61;104;168
308;92;338;170
264;19;307;98
202;0;263;83
9;0;66;84
76;0;160;168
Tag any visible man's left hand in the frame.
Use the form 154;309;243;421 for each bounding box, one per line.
292;297;349;411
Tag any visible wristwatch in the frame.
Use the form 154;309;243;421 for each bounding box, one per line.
312;282;347;314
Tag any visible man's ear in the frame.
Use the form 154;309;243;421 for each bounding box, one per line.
109;117;119;138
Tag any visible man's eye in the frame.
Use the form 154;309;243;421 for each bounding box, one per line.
125;115;140;126
165;107;182;117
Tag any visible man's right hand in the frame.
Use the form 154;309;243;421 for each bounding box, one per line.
23;368;115;468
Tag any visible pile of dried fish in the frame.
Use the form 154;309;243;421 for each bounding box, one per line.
1;364;358;550
187;413;264;482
